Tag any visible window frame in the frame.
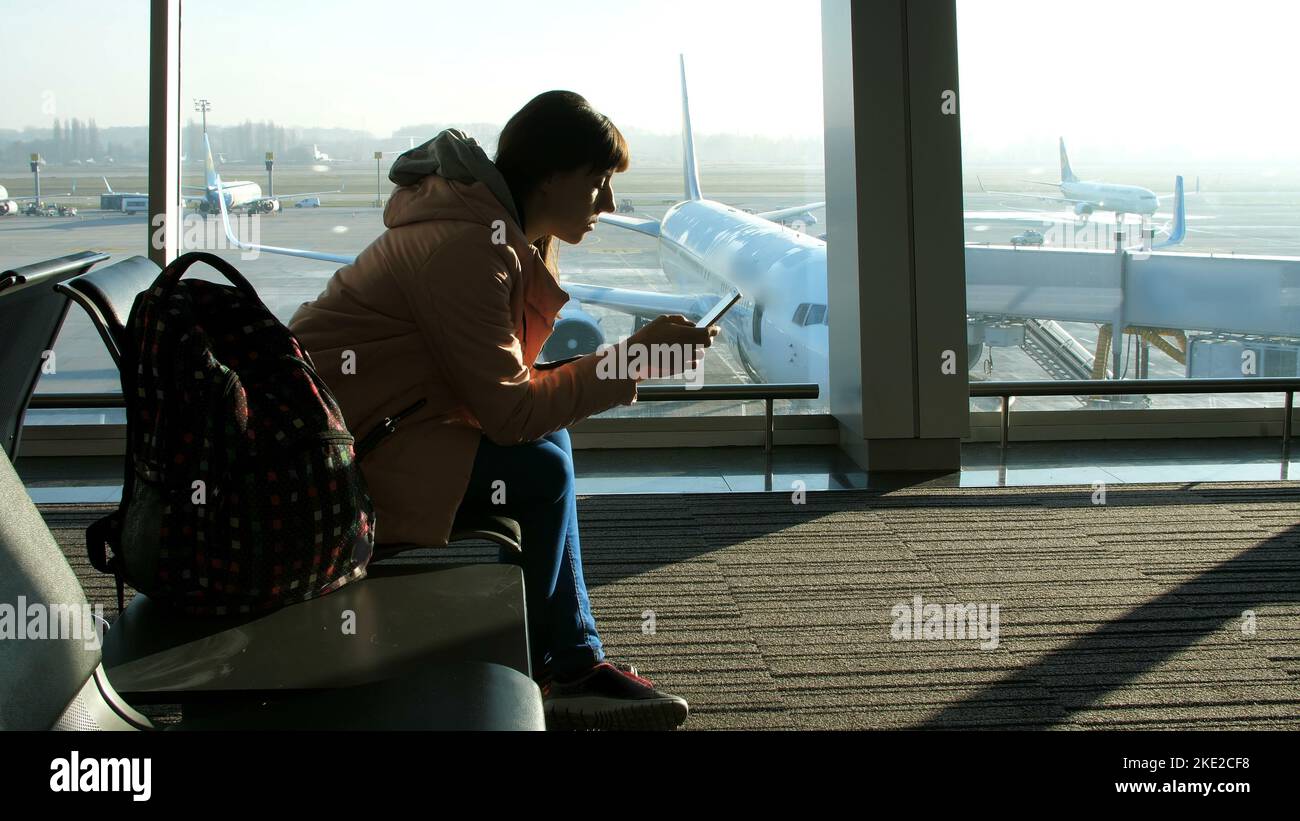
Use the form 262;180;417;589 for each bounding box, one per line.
18;0;1298;461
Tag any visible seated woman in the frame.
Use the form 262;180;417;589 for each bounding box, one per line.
288;90;716;730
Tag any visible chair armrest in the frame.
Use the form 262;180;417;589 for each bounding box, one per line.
171;662;545;731
102;564;531;699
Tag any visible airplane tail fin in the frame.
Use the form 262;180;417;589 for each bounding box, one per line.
101;176;113;194
1153;175;1186;249
204;134;221;191
1059;137;1078;184
680;55;703;201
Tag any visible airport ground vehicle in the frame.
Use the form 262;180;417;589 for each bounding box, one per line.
295;197;321;208
1010;229;1044;247
22;203;75;217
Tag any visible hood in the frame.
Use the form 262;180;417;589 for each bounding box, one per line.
384;129;521;230
381;129;572;343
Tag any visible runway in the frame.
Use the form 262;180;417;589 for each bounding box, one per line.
4;162;1298;419
0;201;792;421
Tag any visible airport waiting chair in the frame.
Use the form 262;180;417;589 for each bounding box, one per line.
0;251;109;461
55;254;525;563
0;447;545;730
28;253;533;701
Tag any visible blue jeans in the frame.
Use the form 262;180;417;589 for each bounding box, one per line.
459;428;604;679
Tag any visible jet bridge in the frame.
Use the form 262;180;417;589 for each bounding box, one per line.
965;245;1300;378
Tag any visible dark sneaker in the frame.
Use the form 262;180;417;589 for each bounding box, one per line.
534;658;639;689
543;662;689;731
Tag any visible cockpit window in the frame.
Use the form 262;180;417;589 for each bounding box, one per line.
804;304;827;326
792;304;810;325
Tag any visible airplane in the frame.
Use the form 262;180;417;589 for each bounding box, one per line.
187;134;340;214
312;144;351;163
966;173;1188;250
977;138;1178;222
550;56;829;393
213;56;833;400
372;137;422;160
0;183;80;216
101;177;146;197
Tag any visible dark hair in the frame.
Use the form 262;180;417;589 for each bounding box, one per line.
494;90;630;269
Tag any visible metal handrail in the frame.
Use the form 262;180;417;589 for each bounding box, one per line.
28;384;823;453
635;383;820;452
28;393;125;409
972;378;1299;449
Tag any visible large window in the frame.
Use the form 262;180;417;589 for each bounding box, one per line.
179;0;828;418
958;0;1300;413
1;0;149;427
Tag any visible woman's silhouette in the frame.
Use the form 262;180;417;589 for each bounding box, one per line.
289;91;716;730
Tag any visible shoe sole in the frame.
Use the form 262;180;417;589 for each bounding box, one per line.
544;696;689;731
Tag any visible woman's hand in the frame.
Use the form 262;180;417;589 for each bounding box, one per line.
615;315;720;380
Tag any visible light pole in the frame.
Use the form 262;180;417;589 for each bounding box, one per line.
265;151;275;199
29;153;43;209
375;151;383;208
194;98;210;135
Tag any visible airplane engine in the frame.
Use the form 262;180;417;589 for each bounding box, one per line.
1074;202;1094;216
540;308;605;362
0;201;17;216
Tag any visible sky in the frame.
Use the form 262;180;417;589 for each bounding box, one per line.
3;0;1299;163
0;0;825;139
955;0;1300;163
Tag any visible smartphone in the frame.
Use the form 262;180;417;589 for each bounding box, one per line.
696;290;742;329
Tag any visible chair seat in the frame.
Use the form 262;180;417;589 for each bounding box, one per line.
376;510;523;562
101;563;531;699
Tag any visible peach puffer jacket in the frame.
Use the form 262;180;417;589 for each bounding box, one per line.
289;134;636;547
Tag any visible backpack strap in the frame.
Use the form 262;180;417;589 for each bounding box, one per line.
86;512;126;613
152;251;270;312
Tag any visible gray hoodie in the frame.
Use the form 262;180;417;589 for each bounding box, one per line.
388;129;522;229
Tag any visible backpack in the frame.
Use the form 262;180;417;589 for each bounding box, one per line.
86;251;376;616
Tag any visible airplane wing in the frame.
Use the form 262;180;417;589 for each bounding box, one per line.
7;193;78;202
975;175;1088;206
257;187;342;202
977;188;1089;206
597;213;660;237
216;174;720;316
216;183;356;264
756;201;825;222
562;282;716;321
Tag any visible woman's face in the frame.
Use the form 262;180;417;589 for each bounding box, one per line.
543;165;618;244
